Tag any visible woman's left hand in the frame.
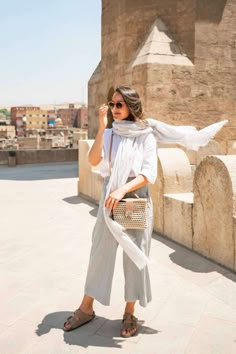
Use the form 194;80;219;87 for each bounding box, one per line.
105;189;126;210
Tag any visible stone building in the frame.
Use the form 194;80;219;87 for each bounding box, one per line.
11;106;40;125
17;137;38;149
0;113;7;120
11;107;57;136
72;129;88;148
88;0;236;153
76;106;88;129
0;125;15;139
0;118;15;139
57;104;79;128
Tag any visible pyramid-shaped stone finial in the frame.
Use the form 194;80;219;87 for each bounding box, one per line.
130;18;193;67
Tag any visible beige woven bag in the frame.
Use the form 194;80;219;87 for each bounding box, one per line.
112;197;148;229
109;131;148;230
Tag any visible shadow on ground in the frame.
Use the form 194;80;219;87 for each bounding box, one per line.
36;311;159;349
64;195;236;281
152;232;235;280
63;195;99;217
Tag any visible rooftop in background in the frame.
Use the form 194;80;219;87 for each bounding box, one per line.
5;102;86;111
40;102;85;110
0;119;11;125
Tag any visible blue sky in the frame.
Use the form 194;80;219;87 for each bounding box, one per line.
0;0;101;107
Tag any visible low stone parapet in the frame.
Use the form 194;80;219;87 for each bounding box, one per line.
78;139;236;272
150;148;192;233
184;140;224;165
158;139;224;166
227;140;236;155
78;140;103;204
0;149;78;165
0;150;9;165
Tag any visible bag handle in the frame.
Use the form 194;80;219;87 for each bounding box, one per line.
132;192;140;199
109;130;113;175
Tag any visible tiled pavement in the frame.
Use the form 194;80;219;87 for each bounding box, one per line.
0;162;236;354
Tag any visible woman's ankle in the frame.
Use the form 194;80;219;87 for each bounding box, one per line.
79;295;94;314
124;301;135;315
79;305;94;315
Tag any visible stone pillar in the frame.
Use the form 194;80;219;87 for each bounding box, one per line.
150;148;192;233
193;155;236;270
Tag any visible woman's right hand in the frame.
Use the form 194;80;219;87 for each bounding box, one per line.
98;104;108;131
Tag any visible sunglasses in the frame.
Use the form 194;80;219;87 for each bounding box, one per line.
107;101;126;110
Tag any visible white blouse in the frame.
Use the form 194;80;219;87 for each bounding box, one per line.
98;128;157;184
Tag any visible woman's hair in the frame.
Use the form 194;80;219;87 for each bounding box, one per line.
114;86;144;121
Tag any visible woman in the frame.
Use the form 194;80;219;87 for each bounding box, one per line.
63;86;227;337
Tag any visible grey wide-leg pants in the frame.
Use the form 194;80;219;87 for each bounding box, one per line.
84;177;153;307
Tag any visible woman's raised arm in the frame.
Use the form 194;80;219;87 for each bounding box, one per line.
88;104;108;166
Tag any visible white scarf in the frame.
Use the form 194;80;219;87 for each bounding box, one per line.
103;118;228;270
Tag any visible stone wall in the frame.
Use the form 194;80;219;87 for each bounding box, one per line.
88;0;236;149
18;137;38;149
0;149;78;166
0;151;9;165
78;140;236;272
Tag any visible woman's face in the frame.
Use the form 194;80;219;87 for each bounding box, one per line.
109;92;130;121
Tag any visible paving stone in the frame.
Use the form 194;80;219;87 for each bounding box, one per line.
1;163;236;354
0;293;40;326
131;322;195;354
185;316;236;354
0;324;11;337
151;234;229;287
0;319;49;354
62;331;125;352
203;297;236;323
150;279;211;326
21;328;86;354
204;272;236;309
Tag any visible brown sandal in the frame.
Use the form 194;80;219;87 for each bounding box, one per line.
63;308;95;332
120;313;138;338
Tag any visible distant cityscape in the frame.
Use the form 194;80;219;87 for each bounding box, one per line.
0;103;88;150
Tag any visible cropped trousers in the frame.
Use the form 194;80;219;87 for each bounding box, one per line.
84;177;153;307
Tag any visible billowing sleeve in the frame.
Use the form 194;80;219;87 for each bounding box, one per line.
140;133;157;184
